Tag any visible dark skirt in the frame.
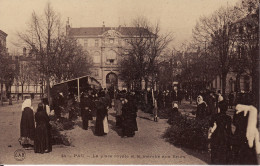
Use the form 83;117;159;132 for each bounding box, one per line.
20;108;35;145
122;118;136;137
116;115;122;127
34;123;52;153
95;117;105;136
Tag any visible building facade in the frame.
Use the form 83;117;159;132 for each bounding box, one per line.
0;29;7;49
67;23;140;90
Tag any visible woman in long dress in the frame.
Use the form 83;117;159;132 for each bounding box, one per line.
34;103;52;153
95;96;108;136
208;99;232;164
114;94;123;127
121;95;138;137
19;98;35;149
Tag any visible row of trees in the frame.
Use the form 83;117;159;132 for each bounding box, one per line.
16;3;92;102
174;0;258;104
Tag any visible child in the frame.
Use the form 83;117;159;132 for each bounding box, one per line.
167;102;179;125
153;99;158;122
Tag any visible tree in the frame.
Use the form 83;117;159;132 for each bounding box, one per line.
119;17;172;90
49;36;92;83
192;7;239;95
18;2;92;101
17;2;62;102
0;44;16;105
232;0;259;106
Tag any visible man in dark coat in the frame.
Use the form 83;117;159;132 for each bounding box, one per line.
80;91;94;130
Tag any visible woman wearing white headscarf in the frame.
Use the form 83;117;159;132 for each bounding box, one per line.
196;95;207;120
19;98;35;149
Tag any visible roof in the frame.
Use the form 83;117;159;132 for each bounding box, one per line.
0;29;8;37
68;27;153;37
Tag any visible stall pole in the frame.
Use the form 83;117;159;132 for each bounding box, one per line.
77;78;80;102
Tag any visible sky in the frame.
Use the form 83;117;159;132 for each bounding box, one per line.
0;0;240;53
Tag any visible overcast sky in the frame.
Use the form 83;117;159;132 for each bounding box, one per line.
0;0;239;53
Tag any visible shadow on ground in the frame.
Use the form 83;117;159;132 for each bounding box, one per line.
108;119;122;136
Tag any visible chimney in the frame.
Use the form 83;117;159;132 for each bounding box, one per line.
66;17;71;36
23;47;26;56
102;21;105;32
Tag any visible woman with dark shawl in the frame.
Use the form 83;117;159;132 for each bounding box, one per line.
95;92;108;136
121;95;138;137
34;103;52;153
208;99;232;164
19;98;35;149
195;95;207;120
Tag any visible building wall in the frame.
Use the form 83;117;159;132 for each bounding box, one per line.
71;29;128;89
211;72;251;93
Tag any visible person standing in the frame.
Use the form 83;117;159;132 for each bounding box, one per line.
167;102;179;125
208;99;232;164
95;93;108;136
34;103;52;153
80;92;93;130
153;99;158;122
121;95;138;137
196;95;207;120
19;97;35;150
114;94;123;127
208;92;216;116
228;91;234;109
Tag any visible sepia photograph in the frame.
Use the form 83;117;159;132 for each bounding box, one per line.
0;0;259;165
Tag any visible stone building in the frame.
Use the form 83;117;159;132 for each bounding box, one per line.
66;22;142;90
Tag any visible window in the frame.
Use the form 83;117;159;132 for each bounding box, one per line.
93;70;99;76
84;39;88;47
109;39;114;44
95;39;99;47
106;50;117;64
93;52;101;64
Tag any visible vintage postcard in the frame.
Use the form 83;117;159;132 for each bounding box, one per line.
0;0;259;165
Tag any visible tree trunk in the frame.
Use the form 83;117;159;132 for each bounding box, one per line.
235;74;241;93
8;84;12;105
221;72;228;96
251;69;259;107
21;84;24;100
1;83;3;106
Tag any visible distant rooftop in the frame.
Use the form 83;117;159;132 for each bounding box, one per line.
68;27;152;37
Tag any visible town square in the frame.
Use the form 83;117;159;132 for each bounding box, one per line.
0;0;259;165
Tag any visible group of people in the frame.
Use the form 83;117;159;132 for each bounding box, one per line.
19;96;52;154
192;90;259;164
79;89;138;137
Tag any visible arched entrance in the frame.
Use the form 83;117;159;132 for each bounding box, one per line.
106;72;118;89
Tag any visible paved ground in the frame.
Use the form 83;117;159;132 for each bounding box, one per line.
0;99;209;165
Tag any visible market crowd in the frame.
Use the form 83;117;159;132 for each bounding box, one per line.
18;86;259;165
18;88;140;154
